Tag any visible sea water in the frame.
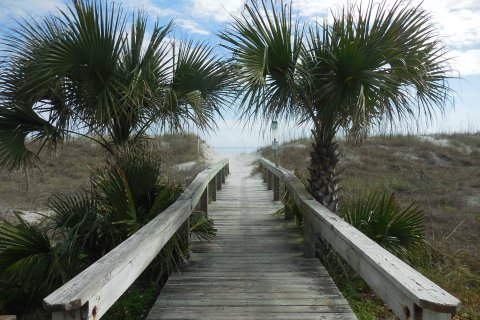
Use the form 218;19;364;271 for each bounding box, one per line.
213;146;259;154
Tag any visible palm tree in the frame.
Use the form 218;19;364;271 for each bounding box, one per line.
220;0;453;212
0;0;233;171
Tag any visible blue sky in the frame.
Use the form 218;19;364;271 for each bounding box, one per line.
1;0;479;147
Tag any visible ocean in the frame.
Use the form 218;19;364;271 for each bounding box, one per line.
213;146;260;154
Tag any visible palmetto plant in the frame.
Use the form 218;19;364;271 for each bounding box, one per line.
0;147;217;315
221;0;453;212
339;192;425;257
0;0;233;171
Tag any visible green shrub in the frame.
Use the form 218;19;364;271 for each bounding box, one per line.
339;191;425;257
0;147;217;317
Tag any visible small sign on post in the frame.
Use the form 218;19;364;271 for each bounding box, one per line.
271;120;279;166
272;138;279;150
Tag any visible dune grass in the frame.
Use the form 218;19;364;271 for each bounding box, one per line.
0;134;205;213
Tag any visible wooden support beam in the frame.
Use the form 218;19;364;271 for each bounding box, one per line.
284;190;293;220
303;218;317;258
209;179;216;201
267;170;272;190
222;168;226;183
263;168;267;183
273;175;280;201
200;188;208;213
216;172;222;190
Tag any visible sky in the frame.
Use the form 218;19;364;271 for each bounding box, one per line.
1;0;479;148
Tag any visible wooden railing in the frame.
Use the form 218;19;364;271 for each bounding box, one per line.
43;159;229;320
260;158;460;320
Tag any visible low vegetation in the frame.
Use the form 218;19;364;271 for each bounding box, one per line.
0;134;205;214
0;134;213;318
260;133;480;319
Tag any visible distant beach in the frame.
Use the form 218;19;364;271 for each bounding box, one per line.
213;146;259;154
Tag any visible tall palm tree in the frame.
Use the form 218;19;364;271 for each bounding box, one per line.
0;0;233;171
220;0;453;212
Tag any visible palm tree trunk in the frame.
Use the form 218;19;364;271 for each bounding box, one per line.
307;124;340;213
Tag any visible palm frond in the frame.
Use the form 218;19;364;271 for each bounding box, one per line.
164;40;234;132
190;211;216;242
339;191;425;257
0;214;69;296
219;0;303;123
300;0;453;139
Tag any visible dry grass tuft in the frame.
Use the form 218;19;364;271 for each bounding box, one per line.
0;134;205;212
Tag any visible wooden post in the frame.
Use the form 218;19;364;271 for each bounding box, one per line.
179;217;190;250
303;218;316;258
267;170;272;190
284;190;292;220
222;168;226;183
263;168;267;183
273;175;279;201
216;172;222;190
200;188;208;213
315;236;329;261
209;179;216;201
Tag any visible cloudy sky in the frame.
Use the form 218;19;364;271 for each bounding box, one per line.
1;0;479;148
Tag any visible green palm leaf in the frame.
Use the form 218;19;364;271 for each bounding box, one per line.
220;0;302;122
340;192;425;257
0;1;234;171
0;214;75;297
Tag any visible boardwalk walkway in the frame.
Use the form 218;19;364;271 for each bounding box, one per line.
147;155;355;320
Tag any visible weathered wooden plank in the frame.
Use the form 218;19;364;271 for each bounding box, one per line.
149;313;356;320
260;158;460;319
147;156;355;320
43;159;229;319
149;305;355;315
150;304;353;313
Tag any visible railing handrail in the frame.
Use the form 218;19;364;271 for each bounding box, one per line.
44;159;229;320
260;158;460;320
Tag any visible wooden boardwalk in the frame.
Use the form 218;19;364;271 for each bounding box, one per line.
146;156;355;320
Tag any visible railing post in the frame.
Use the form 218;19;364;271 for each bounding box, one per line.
209;178;217;201
284;190;293;220
196;187;209;213
179;217;190;253
216;172;222;190
303;217;317;258
263;167;267;183
222;168;226;183
273;175;279;201
267;170;272;190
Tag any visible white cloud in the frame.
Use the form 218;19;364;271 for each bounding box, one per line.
122;0;178;18
419;0;480;49
0;0;64;24
176;19;210;35
449;49;480;76
185;0;244;22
